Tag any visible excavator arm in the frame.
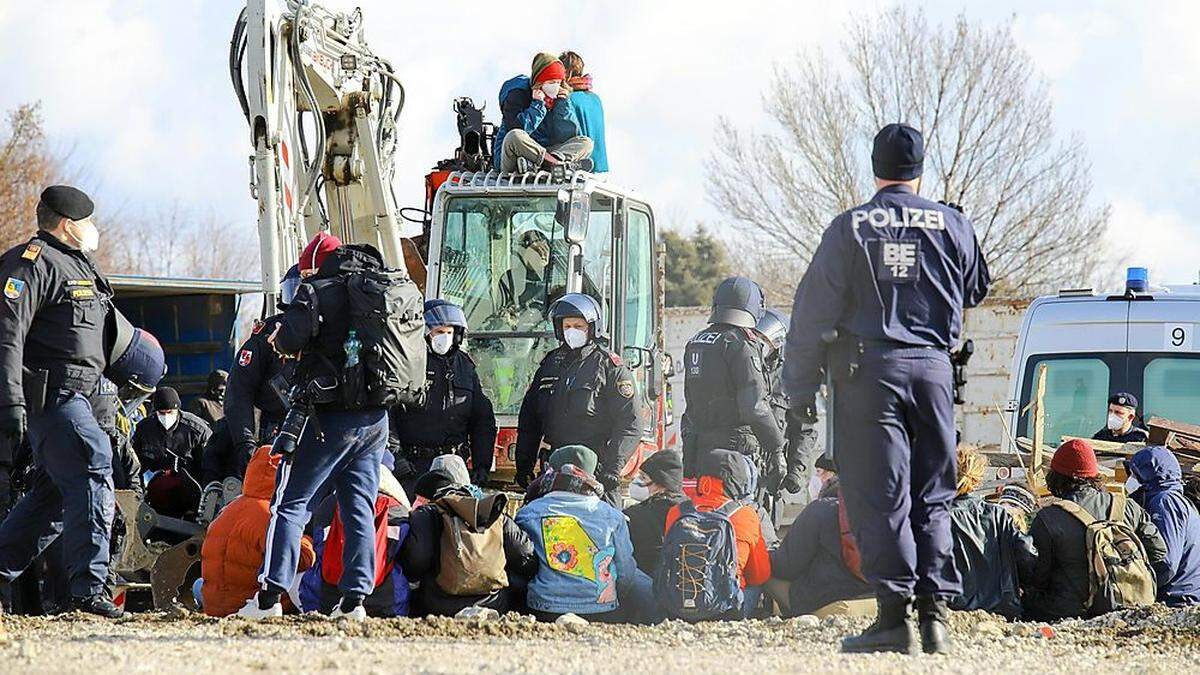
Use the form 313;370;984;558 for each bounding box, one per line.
231;0;424;299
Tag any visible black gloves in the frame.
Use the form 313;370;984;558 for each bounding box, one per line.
515;471;534;489
782;465;806;494
392;455;417;481
938;200;964;214
0;405;26;449
763;448;787;495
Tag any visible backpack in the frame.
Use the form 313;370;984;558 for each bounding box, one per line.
343;266;426;409
1054;492;1157;615
434;493;509;596
654;500;744;622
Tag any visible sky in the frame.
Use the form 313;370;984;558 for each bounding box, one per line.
0;0;1197;287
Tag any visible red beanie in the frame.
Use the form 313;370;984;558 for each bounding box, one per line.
1050;439;1100;478
533;60;566;86
299;231;341;272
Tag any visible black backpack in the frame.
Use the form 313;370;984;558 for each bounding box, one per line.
342;266;427;409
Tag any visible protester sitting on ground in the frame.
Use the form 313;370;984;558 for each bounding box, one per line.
767;475;873;617
624;450;686;575
200;446;315;617
1127;446;1200;605
133;386;212;518
664;449;771;594
1092;392;1149;444
948;446;1037;620
400;473;536;617
300;458;412;617
993;483;1038;533
429;453;483;499
514;445;643;622
187;369;227;426
559;50;607;173
523;444;598;504
494;53;594;173
1022;439;1169;621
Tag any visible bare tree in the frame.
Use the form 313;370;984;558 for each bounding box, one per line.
0;103;63;248
104;204;259;279
708;8;1111;297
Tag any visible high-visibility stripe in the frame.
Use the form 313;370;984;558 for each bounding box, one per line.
258;458;295;589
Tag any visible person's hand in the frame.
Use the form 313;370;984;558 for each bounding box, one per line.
392;456;416;481
515;471;533;489
531;88;546;103
763;449;787;495
556;87;569;99
0;405;26;448
782;462;806;494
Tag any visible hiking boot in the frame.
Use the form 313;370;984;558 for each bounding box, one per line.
515;157;532;174
236;593;282;620
916;595;952;654
70;594;124;619
840;593;917;655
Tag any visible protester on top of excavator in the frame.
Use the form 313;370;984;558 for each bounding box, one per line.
559;51;607;173
494;53;594;174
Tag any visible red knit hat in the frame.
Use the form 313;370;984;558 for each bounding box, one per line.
299;231;342;272
533;60;566;86
1050;439;1100;478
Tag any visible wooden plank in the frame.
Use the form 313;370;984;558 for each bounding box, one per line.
1029;363;1048;493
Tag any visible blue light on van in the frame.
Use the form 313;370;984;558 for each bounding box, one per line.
1127;267;1149;293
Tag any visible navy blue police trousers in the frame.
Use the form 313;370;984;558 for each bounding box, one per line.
259;408;386;604
0;390;114;598
833;345;961;599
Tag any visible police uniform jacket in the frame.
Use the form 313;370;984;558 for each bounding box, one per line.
131;410;212;475
515;342;642;481
391;348;497;463
0;231;111;408
224;313;287;450
683;323;785;456
1092;424;1150;444
783;184;990;400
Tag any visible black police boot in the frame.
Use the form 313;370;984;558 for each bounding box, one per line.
70;594;124;619
916;595;952;655
840;593;917;655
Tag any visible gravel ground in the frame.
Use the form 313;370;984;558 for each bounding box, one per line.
3;605;1200;674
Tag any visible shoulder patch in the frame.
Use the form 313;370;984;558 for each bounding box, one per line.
617;379;635;399
20;243;41;262
238;349;253;367
4;277;25;300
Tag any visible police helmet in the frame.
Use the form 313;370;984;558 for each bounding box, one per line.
708;276;765;329
424;299;468;344
549;293;604;341
756;308;788;354
278;264;301;310
106;327;166;399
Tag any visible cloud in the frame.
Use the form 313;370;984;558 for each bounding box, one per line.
1107;198;1199;285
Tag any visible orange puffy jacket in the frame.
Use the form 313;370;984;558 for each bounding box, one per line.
201;445;315;617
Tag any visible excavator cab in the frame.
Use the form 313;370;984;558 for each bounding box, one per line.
425;170;670;479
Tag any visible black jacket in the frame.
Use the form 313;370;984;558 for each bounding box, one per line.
624;491;686;575
516;342;643;483
224;314;287;449
1093;425;1150;444
391;348;496;483
948;494;1037;619
1024;486;1169;621
399;501;537;616
0;231;111;407
682;323;784;475
770;498;872;616
131;410;211;475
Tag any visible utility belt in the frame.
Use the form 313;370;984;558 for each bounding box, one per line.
827;335;949;381
400;442;466;461
22;365;99;417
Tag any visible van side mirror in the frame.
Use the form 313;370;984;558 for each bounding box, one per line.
556;189;590;244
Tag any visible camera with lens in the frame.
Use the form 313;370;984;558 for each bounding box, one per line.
271;376;337;457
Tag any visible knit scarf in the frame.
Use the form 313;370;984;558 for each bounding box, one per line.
567;74;592;91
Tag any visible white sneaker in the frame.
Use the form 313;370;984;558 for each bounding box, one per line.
330;603;367;621
236;594;282;619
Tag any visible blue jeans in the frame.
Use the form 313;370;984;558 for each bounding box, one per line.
259;408;386;603
0;391;114;598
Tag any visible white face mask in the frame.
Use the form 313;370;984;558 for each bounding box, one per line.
429;332;454;355
628;479;651;503
541;82;561;98
1107;413;1127;432
1125;475;1141;494
158;411;179;429
563;327;589;350
67;219;100;252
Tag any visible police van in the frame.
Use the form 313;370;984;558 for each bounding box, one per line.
1005;268;1200;451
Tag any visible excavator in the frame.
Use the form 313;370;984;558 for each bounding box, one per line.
229;0;674;481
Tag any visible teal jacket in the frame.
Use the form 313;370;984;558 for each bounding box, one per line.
568;89;607;172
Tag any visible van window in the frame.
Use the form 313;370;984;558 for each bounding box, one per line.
1143;357;1200;427
1021;358;1110;445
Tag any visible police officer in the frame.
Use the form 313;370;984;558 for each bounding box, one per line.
681;277;786;493
223;264;302;477
1093;392;1149;444
0;186;127;616
515;293;643;507
239;237;390;621
783;124;990;654
390;299;497;493
754;308;816;500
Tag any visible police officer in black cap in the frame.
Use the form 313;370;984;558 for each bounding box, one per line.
681;277;786;494
223;264;299;477
784;124;990;654
1093;392;1149;444
516;293;643;507
390;299;497;492
0;185;127;616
